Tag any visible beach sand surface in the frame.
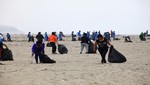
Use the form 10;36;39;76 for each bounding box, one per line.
0;35;150;85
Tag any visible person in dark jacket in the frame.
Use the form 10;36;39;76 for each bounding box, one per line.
94;34;113;63
36;32;44;42
32;41;45;64
80;33;90;54
0;42;7;60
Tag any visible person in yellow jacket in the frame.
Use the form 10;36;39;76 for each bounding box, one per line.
48;32;58;54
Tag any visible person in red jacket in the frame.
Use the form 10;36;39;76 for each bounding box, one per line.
48;32;58;54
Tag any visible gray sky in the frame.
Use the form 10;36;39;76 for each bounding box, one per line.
0;0;150;34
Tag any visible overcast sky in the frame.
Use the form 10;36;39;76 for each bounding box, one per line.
0;0;150;34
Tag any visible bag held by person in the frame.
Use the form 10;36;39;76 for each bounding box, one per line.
108;46;127;63
40;54;56;63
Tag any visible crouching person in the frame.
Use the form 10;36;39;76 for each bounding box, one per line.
32;41;45;64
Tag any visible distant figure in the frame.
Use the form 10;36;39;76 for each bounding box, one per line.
139;32;146;41
94;32;98;41
44;32;48;41
6;33;12;41
27;32;31;42
94;34;113;63
77;30;81;41
111;30;116;40
71;31;76;41
87;31;92;40
48;32;58;54
124;35;132;42
0;33;4;41
80;33;90;54
36;32;44;42
58;31;63;41
32;41;45;64
104;32;111;41
0;33;4;42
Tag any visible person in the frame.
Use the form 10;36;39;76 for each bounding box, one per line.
58;31;63;41
44;32;48;41
32;41;45;64
124;35;132;42
77;30;81;41
36;32;44;42
80;33;90;54
94;34;113;63
27;32;31;42
0;41;7;60
71;31;76;41
48;32;58;54
139;32;146;41
6;33;12;41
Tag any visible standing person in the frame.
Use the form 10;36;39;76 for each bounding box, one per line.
48;32;58;54
32;41;45;64
27;32;31;42
94;34;113;63
44;32;48;41
78;30;81;41
58;31;63;41
36;32;44;42
80;33;90;54
6;33;11;41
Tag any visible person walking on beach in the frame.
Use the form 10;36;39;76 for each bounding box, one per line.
48;32;58;54
36;32;44;42
32;41;45;64
94;34;113;63
80;33;90;54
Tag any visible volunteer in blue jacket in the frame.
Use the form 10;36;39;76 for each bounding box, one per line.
32;41;45;64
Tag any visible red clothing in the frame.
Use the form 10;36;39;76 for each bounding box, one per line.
48;35;58;42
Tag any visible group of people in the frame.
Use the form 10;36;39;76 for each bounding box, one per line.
3;29;145;64
79;32;113;63
0;33;12;42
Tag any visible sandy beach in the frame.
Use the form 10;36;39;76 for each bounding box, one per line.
0;35;150;85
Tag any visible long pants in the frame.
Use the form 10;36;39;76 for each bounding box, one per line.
35;53;42;64
98;48;108;63
50;42;56;53
80;43;88;53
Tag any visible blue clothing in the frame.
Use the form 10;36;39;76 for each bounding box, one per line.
58;32;63;41
44;32;48;41
32;42;45;63
0;35;3;43
78;31;81;37
32;42;45;53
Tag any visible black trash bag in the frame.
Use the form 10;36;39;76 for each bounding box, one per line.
58;44;68;54
40;54;56;63
46;43;52;47
108;46;127;63
2;48;14;61
88;41;96;53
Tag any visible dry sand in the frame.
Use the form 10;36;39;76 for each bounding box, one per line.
0;35;150;85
